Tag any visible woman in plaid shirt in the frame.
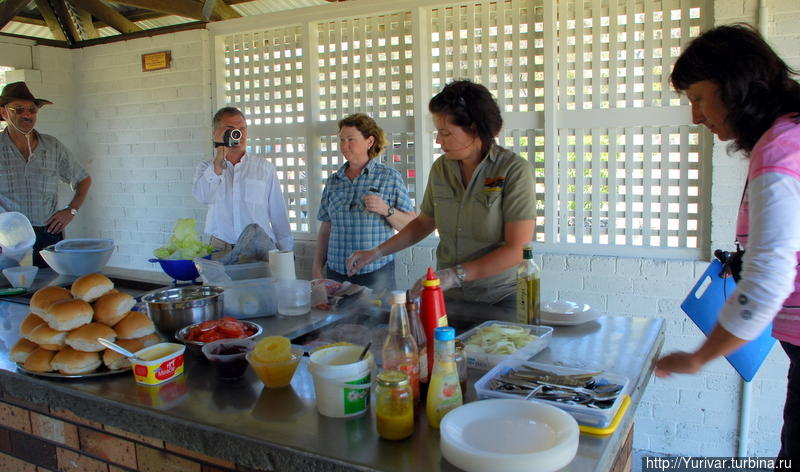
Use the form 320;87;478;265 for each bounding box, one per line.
312;114;415;292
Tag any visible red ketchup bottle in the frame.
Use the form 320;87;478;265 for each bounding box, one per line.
419;267;448;379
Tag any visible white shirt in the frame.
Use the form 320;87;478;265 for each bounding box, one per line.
192;153;293;250
718;172;800;340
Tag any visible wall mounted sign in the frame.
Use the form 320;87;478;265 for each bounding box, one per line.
141;51;171;72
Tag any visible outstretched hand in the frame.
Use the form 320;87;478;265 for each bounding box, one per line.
409;267;461;299
654;351;705;378
345;247;383;276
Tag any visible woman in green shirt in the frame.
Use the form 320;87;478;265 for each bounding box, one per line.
346;80;536;305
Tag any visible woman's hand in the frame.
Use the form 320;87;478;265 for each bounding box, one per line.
362;194;390;216
655;351;706;378
409;267;461;299
345;247;383;276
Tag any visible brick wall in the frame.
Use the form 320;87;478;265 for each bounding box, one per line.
0;395;260;472
69;30;212;270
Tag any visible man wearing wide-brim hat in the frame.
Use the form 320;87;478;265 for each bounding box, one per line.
0;81;92;268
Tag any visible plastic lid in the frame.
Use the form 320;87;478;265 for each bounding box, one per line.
390;290;406;304
377;370;410;387
434;326;455;341
422;267;440;287
54;238;114;253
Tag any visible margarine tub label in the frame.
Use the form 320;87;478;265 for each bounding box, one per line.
132;343;186;385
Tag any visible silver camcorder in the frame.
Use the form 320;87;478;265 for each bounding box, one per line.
223;128;242;147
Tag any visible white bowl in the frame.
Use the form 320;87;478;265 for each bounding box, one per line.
541;300;600;326
2;266;38;289
440;399;579;472
39;244;114;276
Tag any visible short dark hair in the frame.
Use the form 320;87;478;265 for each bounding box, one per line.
428;80;503;157
338;113;387;159
212;106;246;130
670;23;800;153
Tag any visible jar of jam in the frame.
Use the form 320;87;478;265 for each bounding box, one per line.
375;370;414;440
454;339;468;396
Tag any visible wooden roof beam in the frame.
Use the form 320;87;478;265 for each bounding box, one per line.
33;0;68;42
0;0;33;30
72;0;142;34
105;0;240;21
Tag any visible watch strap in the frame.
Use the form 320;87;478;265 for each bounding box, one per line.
454;264;467;284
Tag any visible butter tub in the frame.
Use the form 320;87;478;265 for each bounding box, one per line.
132;343;186;385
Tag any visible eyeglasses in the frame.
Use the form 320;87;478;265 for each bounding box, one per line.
6;106;39;114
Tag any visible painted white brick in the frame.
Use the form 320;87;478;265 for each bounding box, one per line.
616;256;642;276
589;256;616;274
564;255;591;272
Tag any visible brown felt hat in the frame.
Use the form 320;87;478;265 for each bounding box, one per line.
0;82;52;121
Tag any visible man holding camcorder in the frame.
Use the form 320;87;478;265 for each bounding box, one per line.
192;107;293;259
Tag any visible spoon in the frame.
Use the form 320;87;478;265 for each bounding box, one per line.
98;337;142;361
358;341;372;361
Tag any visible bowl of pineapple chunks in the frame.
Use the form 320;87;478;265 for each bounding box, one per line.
246;336;303;388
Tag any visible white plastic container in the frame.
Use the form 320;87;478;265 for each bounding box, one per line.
473;358;629;428
308;345;374;418
221;277;277;318
457;321;553;371
2;266;38;289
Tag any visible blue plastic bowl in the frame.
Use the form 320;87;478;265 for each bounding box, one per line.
149;255;211;282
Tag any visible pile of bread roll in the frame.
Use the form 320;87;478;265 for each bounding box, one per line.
10;273;160;375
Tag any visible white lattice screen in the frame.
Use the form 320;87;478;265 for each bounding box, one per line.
215;0;711;255
553;0;709;250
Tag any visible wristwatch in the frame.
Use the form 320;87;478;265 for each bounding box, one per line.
386;207;396;217
454;264;467;284
65;206;77;216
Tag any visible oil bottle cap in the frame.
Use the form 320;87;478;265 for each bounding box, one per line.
390;290;406;304
434;326;455;341
422;267;440;287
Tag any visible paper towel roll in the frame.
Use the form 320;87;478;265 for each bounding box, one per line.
269;250;296;281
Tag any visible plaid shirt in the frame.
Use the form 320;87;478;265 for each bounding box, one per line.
318;158;414;275
0;131;88;226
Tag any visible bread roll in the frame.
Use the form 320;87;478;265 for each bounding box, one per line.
29;286;72;317
71;273;114;302
114;311;155;339
102;337;144;370
19;313;46;340
23;347;55;372
51;347;102;375
41;299;93;332
93;292;135;326
27;324;68;350
65;323;116;352
10;338;39;363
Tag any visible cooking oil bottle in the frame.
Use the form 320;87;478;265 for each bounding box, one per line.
516;243;541;325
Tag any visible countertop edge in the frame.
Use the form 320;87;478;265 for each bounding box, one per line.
0;369;378;472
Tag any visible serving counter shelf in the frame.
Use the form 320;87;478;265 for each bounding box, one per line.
0;269;664;472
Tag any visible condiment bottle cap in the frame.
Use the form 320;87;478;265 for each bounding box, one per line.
390;290;406;304
422;267;440;287
434;326;455;341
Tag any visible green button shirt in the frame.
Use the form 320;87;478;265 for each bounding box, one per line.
420;143;536;304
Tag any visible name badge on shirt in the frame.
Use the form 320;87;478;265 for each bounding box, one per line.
483;176;505;193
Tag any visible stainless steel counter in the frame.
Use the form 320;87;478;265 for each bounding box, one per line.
0;269;664;472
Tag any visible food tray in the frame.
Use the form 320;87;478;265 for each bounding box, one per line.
456;320;553;371
17;364;131;379
474;359;629;428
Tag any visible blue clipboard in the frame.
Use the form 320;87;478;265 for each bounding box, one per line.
680;260;776;382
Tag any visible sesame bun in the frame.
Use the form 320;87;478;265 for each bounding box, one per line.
10;338;39;363
23;347;56;372
114;311;155;340
51;347;102;375
27;324;68;350
102;335;160;370
41;299;93;331
19;313;46;340
71;273;114;302
93;292;135;326
65;323;116;352
29;286;72;317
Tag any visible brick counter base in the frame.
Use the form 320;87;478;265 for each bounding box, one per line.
0;396;265;472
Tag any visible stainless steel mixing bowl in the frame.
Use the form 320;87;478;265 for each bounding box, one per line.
142;285;224;337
